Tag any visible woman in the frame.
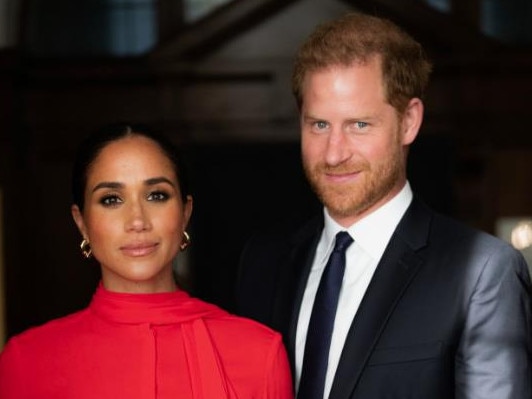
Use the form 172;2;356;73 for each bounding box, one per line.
0;123;293;399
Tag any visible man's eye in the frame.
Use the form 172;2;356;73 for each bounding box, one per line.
100;195;122;206
148;191;169;202
355;121;368;129
314;121;329;130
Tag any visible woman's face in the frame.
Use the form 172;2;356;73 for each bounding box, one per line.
71;135;192;293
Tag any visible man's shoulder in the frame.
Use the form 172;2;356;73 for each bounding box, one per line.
431;209;510;249
409;198;525;264
236;214;322;319
243;214;323;255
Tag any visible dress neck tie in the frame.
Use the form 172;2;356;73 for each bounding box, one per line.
298;231;353;399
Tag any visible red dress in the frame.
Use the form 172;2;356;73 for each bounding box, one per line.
0;285;293;399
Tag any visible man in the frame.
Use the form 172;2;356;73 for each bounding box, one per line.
236;12;532;399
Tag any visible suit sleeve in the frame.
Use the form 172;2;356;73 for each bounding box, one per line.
235;231;281;326
456;244;532;399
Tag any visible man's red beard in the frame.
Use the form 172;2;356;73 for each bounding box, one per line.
303;151;404;221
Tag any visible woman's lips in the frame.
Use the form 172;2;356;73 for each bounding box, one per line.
120;242;158;257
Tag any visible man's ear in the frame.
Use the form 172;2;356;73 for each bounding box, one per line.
71;205;88;240
401;97;424;146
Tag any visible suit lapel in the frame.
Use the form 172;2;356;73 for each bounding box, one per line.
329;198;432;399
272;216;323;364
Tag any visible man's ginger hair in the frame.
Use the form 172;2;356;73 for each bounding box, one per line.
292;12;432;114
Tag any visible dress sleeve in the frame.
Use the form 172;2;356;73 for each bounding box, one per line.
455;244;532;399
261;334;294;399
0;338;27;399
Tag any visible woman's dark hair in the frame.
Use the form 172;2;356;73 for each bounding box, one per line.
72;122;190;211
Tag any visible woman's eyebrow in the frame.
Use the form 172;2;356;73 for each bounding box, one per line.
145;176;176;188
92;181;123;193
91;177;175;193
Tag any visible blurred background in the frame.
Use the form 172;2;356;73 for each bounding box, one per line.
1;0;532;346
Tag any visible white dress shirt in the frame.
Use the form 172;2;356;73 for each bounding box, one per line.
295;182;413;398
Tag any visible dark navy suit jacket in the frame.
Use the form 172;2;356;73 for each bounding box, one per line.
236;198;532;399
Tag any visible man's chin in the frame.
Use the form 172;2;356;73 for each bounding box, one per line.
321;195;362;217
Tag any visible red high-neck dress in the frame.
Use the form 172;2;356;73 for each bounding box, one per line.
0;284;293;399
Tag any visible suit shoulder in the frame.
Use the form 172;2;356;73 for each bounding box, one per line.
242;215;322;254
432;211;513;250
429;212;529;276
406;198;513;253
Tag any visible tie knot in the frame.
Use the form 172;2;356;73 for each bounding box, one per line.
333;231;353;253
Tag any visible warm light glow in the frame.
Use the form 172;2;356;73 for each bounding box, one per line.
511;220;532;250
497;217;532;276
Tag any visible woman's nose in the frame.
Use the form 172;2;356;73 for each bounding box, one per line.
125;202;151;232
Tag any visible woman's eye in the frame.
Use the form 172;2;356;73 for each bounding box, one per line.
100;195;122;206
148;191;169;202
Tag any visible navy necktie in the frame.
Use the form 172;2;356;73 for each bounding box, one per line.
298;231;353;399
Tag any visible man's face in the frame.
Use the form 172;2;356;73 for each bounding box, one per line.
300;59;421;227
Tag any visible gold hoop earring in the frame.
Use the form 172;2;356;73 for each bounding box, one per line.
80;239;92;259
180;231;191;251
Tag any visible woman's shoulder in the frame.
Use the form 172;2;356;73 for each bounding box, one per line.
186;294;281;339
203;309;283;350
3;308;90;349
212;311;279;331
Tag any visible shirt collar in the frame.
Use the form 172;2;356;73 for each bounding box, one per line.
320;182;413;262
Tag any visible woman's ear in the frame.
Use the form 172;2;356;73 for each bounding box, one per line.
401;97;424;146
183;195;193;229
71;205;88;239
